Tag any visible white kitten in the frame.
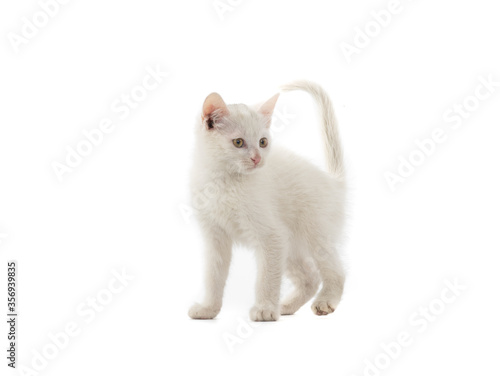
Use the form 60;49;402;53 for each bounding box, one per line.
188;81;346;321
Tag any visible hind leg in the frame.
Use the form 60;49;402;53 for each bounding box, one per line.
280;256;320;315
310;239;345;315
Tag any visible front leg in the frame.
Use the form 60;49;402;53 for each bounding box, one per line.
250;237;285;321
188;227;232;320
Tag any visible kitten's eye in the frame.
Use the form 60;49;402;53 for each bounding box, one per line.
233;138;244;148
259;138;268;148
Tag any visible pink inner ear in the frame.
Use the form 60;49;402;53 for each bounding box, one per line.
258;93;280;127
258;93;280;117
202;92;229;120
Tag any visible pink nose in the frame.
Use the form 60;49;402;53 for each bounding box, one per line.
251;156;261;165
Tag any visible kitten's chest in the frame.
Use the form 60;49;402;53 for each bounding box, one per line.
192;175;245;231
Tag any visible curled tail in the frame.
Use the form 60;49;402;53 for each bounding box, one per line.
280;80;344;179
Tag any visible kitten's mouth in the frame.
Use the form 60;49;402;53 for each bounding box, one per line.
247;163;263;172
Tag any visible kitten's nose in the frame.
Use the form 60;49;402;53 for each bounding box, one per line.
251;155;261;165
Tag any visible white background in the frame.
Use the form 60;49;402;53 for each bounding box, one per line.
1;0;499;375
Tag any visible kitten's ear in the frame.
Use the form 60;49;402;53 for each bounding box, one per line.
202;93;229;130
258;93;280;128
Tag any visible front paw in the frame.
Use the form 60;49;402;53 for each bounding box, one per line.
250;304;280;321
188;303;220;320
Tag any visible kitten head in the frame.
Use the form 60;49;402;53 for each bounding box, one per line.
197;92;279;174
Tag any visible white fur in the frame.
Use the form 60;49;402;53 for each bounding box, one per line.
188;81;346;321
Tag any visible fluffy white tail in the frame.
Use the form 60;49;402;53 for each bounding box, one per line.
280;80;344;179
